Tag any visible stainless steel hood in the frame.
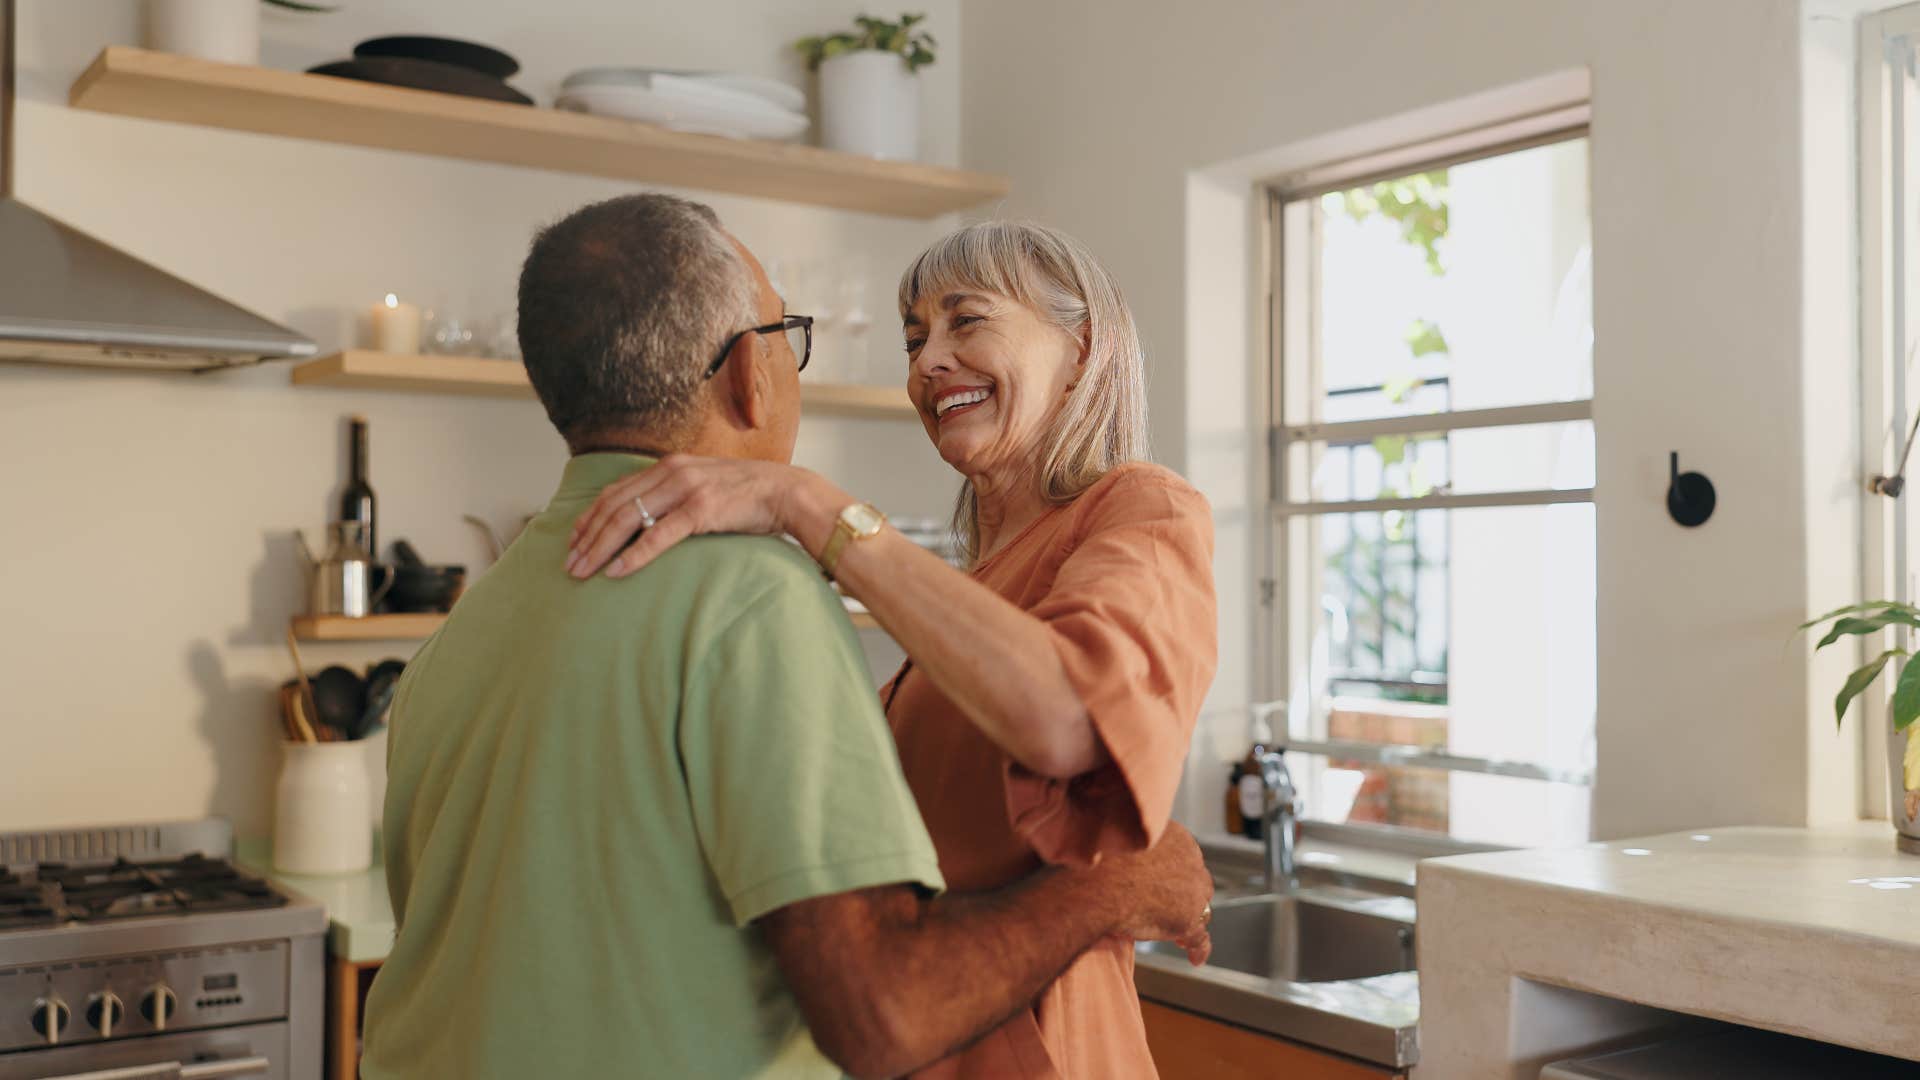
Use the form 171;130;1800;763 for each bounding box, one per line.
0;0;315;373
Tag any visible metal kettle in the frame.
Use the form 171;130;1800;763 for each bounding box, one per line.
296;521;393;617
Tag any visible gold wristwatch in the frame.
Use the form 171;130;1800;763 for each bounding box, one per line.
819;502;886;579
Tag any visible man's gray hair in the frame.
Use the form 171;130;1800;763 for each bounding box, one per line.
517;193;757;443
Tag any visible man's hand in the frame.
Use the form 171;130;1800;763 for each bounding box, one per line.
761;824;1213;1078
1097;822;1213;966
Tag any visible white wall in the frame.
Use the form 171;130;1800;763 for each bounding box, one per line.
964;0;1859;838
0;1;958;836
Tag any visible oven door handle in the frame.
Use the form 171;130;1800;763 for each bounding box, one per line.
34;1065;182;1080
181;1058;273;1079
36;1057;271;1080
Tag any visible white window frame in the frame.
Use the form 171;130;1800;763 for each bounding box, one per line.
1261;108;1596;797
1857;1;1920;815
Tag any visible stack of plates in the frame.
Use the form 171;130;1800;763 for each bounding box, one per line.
309;36;531;105
556;68;807;140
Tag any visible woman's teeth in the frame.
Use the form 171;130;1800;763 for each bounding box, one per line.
940;386;998;417
935;388;992;418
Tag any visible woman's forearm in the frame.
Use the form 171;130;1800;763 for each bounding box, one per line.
782;471;1107;778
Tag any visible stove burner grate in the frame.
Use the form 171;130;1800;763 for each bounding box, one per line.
2;854;289;928
0;868;61;930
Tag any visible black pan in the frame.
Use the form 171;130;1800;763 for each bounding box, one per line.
307;57;532;106
354;35;520;79
310;665;366;738
367;658;408;687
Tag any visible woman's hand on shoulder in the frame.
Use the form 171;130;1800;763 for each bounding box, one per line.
566;455;800;579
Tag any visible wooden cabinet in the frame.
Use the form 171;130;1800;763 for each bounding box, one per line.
1140;1001;1406;1079
328;958;380;1080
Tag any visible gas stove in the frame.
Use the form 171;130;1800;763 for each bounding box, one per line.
0;820;323;1080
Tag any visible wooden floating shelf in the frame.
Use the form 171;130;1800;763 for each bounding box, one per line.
69;48;1009;219
801;382;921;420
291;351;918;418
291;613;446;641
842;600;880;631
291;351;530;397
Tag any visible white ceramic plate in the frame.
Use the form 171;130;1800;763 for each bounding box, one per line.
559;67;806;113
557;84;807;140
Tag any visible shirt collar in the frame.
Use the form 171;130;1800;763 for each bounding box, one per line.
551;452;659;503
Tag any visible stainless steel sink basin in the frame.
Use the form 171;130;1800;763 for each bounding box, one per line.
1143;893;1414;982
1133;885;1420;1068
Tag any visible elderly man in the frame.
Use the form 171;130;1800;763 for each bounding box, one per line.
358;193;1210;1080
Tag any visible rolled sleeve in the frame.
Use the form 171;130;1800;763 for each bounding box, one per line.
1004;468;1218;867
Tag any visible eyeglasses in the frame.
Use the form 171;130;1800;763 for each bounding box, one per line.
705;314;814;378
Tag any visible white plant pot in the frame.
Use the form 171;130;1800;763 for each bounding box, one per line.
274;740;373;876
145;0;260;66
1890;725;1920;855
818;50;920;161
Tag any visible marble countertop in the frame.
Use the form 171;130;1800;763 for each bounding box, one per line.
1416;822;1920;1078
1426;821;1920;946
237;837;394;965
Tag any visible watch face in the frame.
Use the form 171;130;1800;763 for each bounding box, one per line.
843;503;886;536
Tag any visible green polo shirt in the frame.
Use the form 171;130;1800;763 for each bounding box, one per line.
360;453;943;1080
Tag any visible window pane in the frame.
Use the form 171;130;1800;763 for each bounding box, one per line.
1292;758;1592;849
1277;502;1596;844
1282;418;1594;504
1289;137;1593;428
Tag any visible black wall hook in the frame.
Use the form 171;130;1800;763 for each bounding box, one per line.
1667;451;1715;527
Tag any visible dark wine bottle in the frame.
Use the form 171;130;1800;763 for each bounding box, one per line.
338;415;377;558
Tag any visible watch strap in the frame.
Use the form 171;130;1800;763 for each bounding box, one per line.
819;522;855;579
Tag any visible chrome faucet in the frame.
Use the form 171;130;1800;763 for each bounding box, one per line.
1259;750;1302;890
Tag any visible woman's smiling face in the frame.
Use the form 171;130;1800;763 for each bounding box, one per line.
904;288;1082;485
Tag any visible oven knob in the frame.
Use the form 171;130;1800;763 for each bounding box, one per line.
86;991;125;1037
140;985;178;1030
140;983;177;1022
29;996;70;1044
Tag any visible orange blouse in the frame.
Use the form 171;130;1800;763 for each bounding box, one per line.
884;462;1218;1078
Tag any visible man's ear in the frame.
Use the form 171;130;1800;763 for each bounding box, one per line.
721;331;768;431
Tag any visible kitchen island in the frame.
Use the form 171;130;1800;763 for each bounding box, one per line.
1417;821;1920;1078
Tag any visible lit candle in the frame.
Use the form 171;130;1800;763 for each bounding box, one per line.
369;293;422;355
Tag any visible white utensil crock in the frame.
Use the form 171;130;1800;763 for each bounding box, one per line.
363;727;389;836
275;740;372;875
145;0;260;66
817;50;919;160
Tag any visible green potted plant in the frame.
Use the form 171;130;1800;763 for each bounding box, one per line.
1805;600;1920;852
795;14;936;160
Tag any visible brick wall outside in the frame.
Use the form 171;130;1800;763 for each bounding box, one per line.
1326;699;1450;833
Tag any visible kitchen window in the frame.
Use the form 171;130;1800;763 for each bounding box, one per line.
1861;1;1920;816
1264;115;1595;848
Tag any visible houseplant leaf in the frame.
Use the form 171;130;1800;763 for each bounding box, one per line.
800;13;937;71
1893;654;1920;733
1815;609;1920;650
1800;600;1904;630
1836;648;1907;728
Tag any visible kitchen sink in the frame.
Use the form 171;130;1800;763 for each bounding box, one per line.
1133;884;1420;1068
1149;892;1415;982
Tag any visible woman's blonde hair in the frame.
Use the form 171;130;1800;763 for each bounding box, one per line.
898;221;1149;564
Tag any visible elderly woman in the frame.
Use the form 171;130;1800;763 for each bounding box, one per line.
567;221;1218;1077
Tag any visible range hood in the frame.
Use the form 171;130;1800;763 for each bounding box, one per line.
0;1;314;373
